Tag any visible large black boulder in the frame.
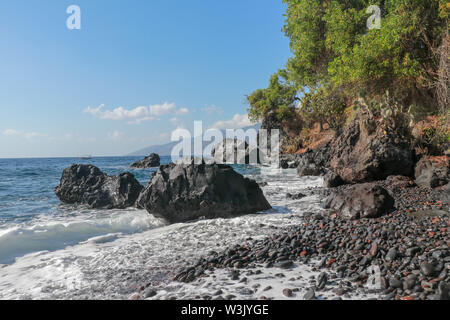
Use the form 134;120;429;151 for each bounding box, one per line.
137;163;271;223
324;183;395;220
131;153;161;168
55;164;143;209
329;111;414;183
297;146;330;177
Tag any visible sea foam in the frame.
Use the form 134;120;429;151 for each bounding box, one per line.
0;169;327;299
0;209;164;264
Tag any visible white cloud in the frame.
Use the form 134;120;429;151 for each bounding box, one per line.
3;129;21;136
210;114;254;130
149;103;176;116
3;129;45;140
169;117;185;128
84;103;189;124
176;107;189;115
84;105;151;121
202;104;223;115
25;132;40;139
127;117;156;125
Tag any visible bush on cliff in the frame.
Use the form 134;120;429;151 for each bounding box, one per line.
247;70;298;125
247;0;449;152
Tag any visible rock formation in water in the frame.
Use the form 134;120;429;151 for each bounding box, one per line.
131;153;161;168
55;164;143;209
137;163;271;223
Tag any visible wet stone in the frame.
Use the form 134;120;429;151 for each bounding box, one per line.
282;288;293;298
420;262;435;277
406;247;420;257
390;279;402;289
274;260;294;269
143;288;157;298
303;288;316;300
385;248;398;261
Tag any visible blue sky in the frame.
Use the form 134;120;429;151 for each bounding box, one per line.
0;0;291;158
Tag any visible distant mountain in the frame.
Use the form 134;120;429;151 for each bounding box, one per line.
127;124;261;156
128;141;180;157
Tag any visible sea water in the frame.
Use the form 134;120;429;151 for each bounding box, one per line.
0;156;328;299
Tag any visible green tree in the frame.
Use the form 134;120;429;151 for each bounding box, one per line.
247;70;299;123
283;0;448;110
247;0;448;138
300;85;347;130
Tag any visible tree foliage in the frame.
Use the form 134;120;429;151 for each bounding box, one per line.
246;70;298;123
247;0;449;132
300;86;347;130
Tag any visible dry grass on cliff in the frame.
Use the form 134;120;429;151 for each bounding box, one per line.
282;122;335;154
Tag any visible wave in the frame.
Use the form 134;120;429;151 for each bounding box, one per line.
0;169;327;299
0;209;165;265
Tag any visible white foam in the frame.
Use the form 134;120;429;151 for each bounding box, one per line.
0;169;342;300
0;209;164;265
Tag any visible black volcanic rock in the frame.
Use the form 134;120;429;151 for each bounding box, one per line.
168;177;449;301
329;111;414;183
280;154;302;169
323;170;344;188
55;164;143;209
136;163;271;223
415;156;450;188
324;182;395;219
131;153;160;168
296;146;330;177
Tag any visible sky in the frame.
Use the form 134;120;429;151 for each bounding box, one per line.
0;0;291;158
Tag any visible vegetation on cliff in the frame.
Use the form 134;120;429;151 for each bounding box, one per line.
247;0;449;154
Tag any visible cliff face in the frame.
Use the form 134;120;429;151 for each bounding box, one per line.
260;114;304;154
261;113;335;155
328;111;415;183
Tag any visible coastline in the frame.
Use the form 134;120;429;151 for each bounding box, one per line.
1;0;448;307
0;168;325;299
137;174;449;301
2;162;447;300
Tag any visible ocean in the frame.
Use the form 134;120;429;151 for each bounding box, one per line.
0;156;326;299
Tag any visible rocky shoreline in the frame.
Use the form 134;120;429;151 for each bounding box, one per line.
167;181;449;300
51;111;449;300
141;110;448;300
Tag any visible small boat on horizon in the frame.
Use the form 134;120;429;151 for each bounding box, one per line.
79;155;92;160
